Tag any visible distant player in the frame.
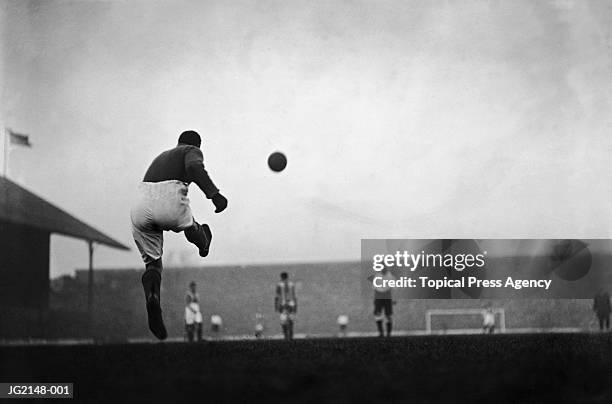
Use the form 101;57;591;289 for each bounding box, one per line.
254;313;264;339
275;272;297;340
593;290;611;331
373;268;394;337
210;314;223;338
185;281;203;342
482;306;495;334
130;130;228;340
337;314;349;337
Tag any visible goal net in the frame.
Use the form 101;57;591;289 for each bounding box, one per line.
425;308;506;334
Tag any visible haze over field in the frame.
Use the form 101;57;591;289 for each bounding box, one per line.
1;0;611;276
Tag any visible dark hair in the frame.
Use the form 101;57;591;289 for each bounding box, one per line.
280;272;288;280
178;130;201;147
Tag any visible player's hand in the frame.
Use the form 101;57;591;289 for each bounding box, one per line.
212;193;228;213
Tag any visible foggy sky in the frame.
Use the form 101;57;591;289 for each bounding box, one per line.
2;0;612;276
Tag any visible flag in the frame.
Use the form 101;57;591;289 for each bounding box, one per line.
8;130;32;147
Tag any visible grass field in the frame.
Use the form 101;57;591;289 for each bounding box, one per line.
1;333;611;403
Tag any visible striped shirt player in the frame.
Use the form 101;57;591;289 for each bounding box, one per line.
275;272;297;340
185;281;203;342
374;268;395;337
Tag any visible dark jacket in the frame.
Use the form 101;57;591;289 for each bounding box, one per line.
143;143;219;198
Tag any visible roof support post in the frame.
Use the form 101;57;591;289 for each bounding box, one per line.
87;241;94;340
3;128;8;178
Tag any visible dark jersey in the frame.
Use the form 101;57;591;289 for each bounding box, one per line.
374;271;394;300
143;144;219;198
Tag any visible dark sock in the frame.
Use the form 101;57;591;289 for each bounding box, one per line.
386;321;392;337
376;320;384;336
184;220;212;257
142;259;167;340
142;261;162;300
184;221;200;243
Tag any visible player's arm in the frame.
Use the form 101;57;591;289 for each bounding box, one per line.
184;147;227;212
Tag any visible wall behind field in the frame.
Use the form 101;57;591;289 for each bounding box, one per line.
17;261;595;341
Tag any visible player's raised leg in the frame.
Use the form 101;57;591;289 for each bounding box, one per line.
184;220;212;257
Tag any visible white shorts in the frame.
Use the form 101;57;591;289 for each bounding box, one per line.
483;315;495;327
279;302;296;324
130;180;194;264
185;303;203;325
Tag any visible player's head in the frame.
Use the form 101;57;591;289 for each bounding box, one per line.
178;130;201;148
280;272;288;281
189;281;197;291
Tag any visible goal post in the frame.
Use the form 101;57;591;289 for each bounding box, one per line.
425;308;506;334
